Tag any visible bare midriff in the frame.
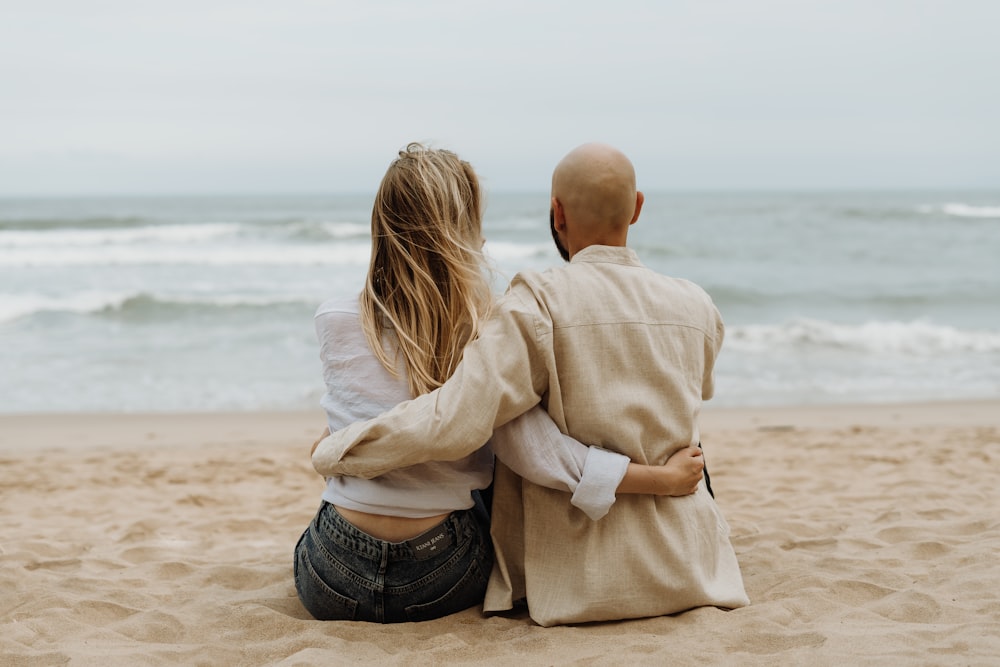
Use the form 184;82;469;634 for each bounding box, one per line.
334;505;451;542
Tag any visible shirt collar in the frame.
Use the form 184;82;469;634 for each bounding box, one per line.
569;245;642;267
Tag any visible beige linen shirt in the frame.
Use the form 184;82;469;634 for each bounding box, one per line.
313;245;749;625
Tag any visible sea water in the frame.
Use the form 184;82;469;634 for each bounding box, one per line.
1;191;998;413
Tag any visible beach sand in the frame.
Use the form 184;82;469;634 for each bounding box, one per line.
2;402;998;666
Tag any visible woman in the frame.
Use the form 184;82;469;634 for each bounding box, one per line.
294;144;704;623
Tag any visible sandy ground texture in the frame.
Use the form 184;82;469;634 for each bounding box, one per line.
1;402;999;666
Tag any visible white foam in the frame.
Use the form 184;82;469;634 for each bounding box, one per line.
483;241;556;261
0;242;372;267
727;318;1000;355
0;223;241;248
939;203;1000;219
0;290;324;322
0;291;135;323
169;293;315;308
320;222;371;238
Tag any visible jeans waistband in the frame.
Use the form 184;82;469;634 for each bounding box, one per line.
319;502;465;562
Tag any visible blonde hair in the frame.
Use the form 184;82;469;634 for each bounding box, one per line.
360;143;493;396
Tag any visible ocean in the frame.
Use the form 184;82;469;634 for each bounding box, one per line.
1;191;998;414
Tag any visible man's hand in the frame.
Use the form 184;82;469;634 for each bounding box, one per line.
650;446;704;496
311;426;331;457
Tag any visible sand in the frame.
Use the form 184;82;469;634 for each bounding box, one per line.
2;401;999;666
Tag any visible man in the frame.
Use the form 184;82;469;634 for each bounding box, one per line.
314;143;749;626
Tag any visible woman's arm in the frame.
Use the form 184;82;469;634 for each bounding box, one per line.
490;406;704;520
311;407;705;521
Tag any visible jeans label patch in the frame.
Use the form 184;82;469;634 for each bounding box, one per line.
407;526;454;560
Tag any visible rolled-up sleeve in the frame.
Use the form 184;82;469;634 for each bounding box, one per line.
490;406;629;520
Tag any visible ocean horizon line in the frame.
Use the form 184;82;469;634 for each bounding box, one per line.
2;186;999;201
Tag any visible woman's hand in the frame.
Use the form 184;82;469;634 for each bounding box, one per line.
618;446;705;496
652;446;705;496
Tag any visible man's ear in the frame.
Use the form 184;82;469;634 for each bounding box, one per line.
551;197;567;232
630;191;645;225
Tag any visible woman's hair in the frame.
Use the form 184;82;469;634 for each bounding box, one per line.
360;142;493;396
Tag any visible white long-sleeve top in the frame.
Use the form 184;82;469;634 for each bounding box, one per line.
315;296;628;520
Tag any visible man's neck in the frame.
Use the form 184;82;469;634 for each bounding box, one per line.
567;234;628;260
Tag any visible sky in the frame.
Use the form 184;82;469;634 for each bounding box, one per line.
2;0;998;195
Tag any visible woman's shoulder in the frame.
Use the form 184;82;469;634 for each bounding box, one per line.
315;294;361;319
314;295;365;346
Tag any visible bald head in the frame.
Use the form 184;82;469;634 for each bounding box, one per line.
552;143;638;229
550;143;643;257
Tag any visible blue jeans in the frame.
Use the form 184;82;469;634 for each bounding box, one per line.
294;497;493;623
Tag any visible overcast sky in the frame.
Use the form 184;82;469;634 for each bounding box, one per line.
2;0;998;195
